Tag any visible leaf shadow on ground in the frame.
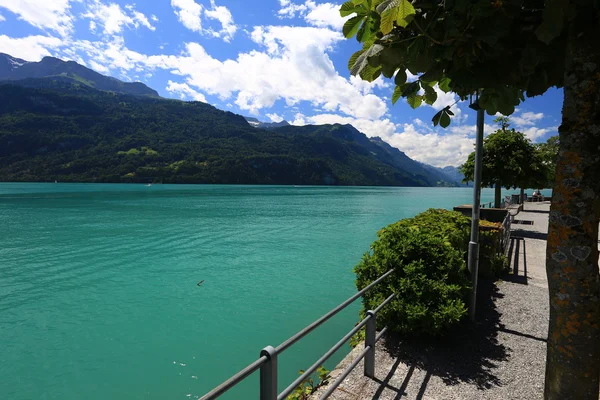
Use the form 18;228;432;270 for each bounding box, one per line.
511;229;548;241
379;280;509;393
520;208;550;214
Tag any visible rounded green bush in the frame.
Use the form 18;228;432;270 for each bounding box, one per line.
355;209;471;336
393;208;471;253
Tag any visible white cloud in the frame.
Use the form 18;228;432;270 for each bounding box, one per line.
506;111;556;141
492;111;554;141
68;24;387;118
405;69;418;81
0;34;63;60
350;75;390;95
111;26;382;118
522;126;558;142
386;124;476;167
204;0;237;42
0;0;73;37
65;37;122;70
449;122;497;137
266;113;284;123
166;80;207;102
250;24;339;54
0;12;5;22
278;1;348;30
88;59;110;74
278;0;309;17
171;0;237;41
82;1;156;35
292;113;398;138
131;10;155;31
171;0;203;32
305;2;347;30
291;112;477;167
512;111;544;127
151;14;159;22
429;86;456;111
425;86;467;123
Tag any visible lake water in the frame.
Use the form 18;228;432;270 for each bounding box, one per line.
0;184;547;400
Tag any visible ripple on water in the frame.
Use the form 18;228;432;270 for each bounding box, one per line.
0;183;512;400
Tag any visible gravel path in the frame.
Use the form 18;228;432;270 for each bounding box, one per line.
310;203;551;400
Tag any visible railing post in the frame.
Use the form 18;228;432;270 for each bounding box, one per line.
364;310;376;379
260;346;277;400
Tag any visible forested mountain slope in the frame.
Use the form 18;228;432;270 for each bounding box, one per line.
0;82;454;186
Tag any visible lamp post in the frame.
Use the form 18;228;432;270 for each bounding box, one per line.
467;92;484;321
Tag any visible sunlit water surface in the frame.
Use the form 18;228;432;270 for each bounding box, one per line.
0;183;547;399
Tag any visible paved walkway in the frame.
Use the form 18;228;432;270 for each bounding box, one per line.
507;202;551;289
311;203;552;400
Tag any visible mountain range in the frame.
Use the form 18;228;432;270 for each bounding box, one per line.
244;116;291;129
438;166;470;186
0;53;465;186
0;53;158;97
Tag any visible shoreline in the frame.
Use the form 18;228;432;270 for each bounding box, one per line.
311;202;553;399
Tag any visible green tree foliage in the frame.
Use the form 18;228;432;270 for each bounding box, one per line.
355;209;472;335
535;136;560;186
459;117;547;207
340;0;567;119
341;0;600;397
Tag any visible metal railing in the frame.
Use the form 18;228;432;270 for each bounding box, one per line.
200;269;397;400
501;211;513;254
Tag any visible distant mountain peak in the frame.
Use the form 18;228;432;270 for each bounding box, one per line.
0;53;158;97
0;53;30;71
369;136;409;157
40;55;62;62
244;116;290;129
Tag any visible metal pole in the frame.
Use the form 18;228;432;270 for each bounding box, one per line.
467;96;485;322
364;310;376;378
259;346;278;400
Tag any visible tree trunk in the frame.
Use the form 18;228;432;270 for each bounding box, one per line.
494;182;501;208
520;187;525;210
544;17;600;400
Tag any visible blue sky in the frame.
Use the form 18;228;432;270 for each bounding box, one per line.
0;0;562;166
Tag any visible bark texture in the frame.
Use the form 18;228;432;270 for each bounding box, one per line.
495;182;502;208
544;16;600;400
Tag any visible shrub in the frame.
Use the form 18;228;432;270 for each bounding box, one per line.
355;209;471;336
392;208;471;253
394;208;508;279
479;226;510;278
286;366;330;400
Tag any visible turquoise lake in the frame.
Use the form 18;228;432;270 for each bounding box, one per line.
0;183;543;400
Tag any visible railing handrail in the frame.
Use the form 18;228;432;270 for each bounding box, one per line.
276;268;395;354
501;211;512;254
277;292;397;399
200;356;269;399
200;268;396;400
318;326;388;400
